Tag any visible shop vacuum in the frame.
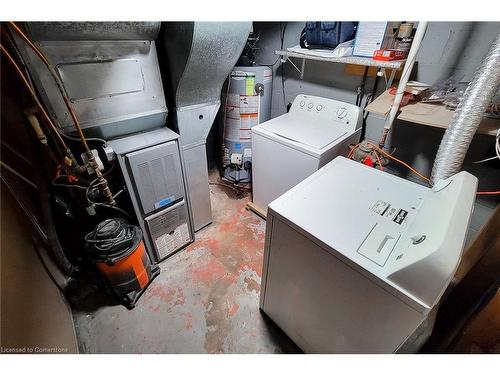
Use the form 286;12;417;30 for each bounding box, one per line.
85;218;160;309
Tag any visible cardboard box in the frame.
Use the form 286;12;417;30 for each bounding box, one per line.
353;22;400;57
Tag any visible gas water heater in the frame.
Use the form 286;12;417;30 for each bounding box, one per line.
223;66;273;183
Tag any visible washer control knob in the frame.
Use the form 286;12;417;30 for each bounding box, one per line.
411;235;426;245
307;103;314;109
316;105;323;111
336;107;347;118
300;101;305;107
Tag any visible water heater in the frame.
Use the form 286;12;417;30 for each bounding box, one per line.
223;66;273;183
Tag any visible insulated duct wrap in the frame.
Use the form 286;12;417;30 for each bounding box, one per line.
25;22;161;41
430;33;500;185
160;22;251;231
162;22;252;108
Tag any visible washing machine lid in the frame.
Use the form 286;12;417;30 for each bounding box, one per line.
262;115;348;150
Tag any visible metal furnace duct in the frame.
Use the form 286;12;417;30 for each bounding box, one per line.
13;22;167;139
160;22;252;231
24;22;161;41
430;33;500;185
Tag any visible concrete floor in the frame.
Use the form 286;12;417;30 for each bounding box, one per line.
450;290;500;354
72;172;499;354
73;175;300;354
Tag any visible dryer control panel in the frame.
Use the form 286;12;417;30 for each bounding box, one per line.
289;94;361;132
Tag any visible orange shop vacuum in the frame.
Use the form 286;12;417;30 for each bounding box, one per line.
85;218;160;309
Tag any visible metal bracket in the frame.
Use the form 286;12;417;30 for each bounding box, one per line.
387;69;397;89
281;53;399;87
380;68;398;89
281;55;306;79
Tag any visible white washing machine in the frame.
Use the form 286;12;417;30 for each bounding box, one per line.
251;94;361;214
260;157;477;353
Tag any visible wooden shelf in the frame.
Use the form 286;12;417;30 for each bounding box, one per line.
366;90;499;136
275;49;406;70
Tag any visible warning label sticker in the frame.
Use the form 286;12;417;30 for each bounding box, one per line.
227;93;240;107
371;200;390;215
384;206;398;221
239;95;258;114
371;200;409;225
155;223;190;259
224;94;259;142
393;209;408;225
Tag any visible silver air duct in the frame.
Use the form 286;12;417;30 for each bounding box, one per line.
430;33;500;185
24;22;161;41
14;22;166;139
161;22;251;231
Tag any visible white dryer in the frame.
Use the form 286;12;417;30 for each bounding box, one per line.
251;94;361;214
260;157;478;353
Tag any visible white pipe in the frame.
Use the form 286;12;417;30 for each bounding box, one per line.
257;93;261;125
379;22;428;148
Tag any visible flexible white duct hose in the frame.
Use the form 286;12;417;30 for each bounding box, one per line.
430;33;500;185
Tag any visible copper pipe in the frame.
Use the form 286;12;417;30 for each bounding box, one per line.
8;21;91;152
0;43;79;169
8;22;115;204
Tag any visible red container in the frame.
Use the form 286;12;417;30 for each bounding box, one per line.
373;49;408;61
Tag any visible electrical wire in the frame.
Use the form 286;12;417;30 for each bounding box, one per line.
356;67;369;107
102;161;115;177
52;181;87;190
360;69;382;142
349;141;499;195
280;22;288;109
365;142;430;182
374;151;384;171
473;127;500;164
85;178;130;217
60;132;108;145
86;177;104;204
347;143;384;171
112;189;125;200
476;191;500;195
98;204;131;218
347;143;361;159
348;141;430;182
84;218;134;253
